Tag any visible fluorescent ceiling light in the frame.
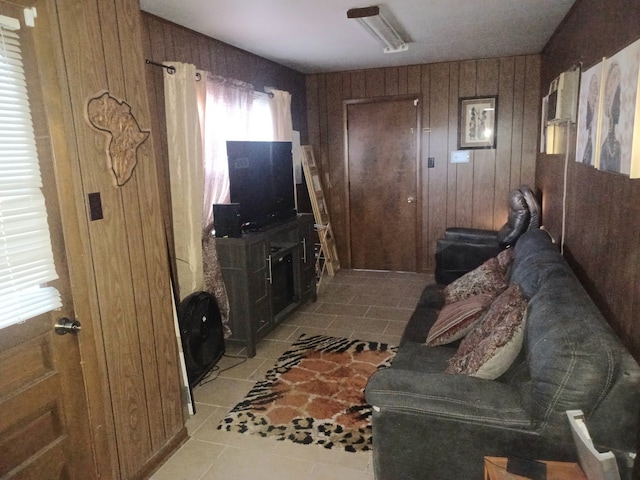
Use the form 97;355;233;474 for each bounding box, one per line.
347;6;408;54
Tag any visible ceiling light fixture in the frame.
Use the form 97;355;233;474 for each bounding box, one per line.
347;6;408;54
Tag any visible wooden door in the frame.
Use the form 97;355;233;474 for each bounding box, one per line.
347;98;420;271
0;211;96;480
0;2;101;478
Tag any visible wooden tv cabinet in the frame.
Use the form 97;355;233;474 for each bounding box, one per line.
215;214;316;357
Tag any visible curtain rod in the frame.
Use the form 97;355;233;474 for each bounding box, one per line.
145;59;275;97
145;59;201;81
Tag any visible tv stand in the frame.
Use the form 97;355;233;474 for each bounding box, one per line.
213;214;316;357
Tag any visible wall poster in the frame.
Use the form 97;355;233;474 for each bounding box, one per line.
576;38;640;176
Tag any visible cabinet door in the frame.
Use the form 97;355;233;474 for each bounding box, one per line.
246;240;271;338
298;216;317;301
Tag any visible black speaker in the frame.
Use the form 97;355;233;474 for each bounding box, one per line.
177;291;225;388
213;203;241;238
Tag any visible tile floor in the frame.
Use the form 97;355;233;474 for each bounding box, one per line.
151;269;433;480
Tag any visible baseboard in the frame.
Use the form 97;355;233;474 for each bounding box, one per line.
133;426;189;480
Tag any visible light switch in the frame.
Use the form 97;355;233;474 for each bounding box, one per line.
88;192;103;221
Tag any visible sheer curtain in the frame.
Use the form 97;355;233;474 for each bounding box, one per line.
202;75;272;228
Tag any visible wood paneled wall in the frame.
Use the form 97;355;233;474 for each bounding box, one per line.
538;0;640;361
139;13;309;251
306;56;540;272
39;1;186;478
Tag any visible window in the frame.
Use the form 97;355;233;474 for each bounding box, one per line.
0;18;61;329
202;76;274;227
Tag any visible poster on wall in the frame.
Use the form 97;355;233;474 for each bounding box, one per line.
598;38;640;175
575;61;603;167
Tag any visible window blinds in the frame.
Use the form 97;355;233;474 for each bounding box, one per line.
0;23;62;329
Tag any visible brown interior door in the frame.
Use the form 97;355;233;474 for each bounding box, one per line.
0;2;97;478
347;98;420;271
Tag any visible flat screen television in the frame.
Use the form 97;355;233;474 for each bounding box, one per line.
225;140;296;231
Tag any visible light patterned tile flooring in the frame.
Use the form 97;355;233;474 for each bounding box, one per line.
151;269;433;480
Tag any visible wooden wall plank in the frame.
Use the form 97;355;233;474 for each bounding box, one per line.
350;71;366;98
100;0;164;463
446;63;460;228
428;64;449;272
521;55;541;187
472;58;500;229
326;73;346;262
365;69;385;97
407;65;422;95
456;61;477;228
494;57;515;229
398;66;408;95
417;67;429;271
317;75;329;176
116;0;184;449
510;57;526;189
306;75;321;154
385;67;399;96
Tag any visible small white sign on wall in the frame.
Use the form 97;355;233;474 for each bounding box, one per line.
451;150;471;163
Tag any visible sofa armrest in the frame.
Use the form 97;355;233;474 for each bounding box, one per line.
365;368;532;429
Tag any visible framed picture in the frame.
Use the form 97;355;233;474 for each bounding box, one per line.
575;62;602;167
458;96;497;149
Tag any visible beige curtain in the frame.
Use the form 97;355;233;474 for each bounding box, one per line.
163;63;206;300
266;88;293;141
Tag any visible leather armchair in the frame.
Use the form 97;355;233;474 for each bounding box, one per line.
434;186;540;284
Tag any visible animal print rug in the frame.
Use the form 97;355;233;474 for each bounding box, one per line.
218;334;397;452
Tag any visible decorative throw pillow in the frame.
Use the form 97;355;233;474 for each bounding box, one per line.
496;247;514;277
426;293;495;346
445;284;528;379
443;257;508;304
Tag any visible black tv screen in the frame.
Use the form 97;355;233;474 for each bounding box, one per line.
226;141;296;231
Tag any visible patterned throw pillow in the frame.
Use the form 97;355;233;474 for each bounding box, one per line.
426;293;495;346
443;257;508;304
496;247;514;277
446;284;528;379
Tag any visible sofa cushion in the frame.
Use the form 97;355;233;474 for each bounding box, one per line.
426;293;495;346
446;284;528;379
400;284;445;345
444;257;508;304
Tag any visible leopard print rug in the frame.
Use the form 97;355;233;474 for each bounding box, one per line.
218;334;397;452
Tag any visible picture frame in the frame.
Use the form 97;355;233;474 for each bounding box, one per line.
458;96;497;149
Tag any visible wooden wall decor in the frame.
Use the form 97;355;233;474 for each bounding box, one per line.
86;91;150;186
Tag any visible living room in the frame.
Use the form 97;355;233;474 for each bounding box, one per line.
141;1;640;367
2;0;639;479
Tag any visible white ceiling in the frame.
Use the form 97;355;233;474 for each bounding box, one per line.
139;0;576;74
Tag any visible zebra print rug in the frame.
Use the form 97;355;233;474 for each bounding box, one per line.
218;334;397;452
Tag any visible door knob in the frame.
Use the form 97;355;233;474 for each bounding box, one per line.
407;196;415;203
54;317;82;335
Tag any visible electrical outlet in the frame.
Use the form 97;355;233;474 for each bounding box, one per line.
428;157;435;168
